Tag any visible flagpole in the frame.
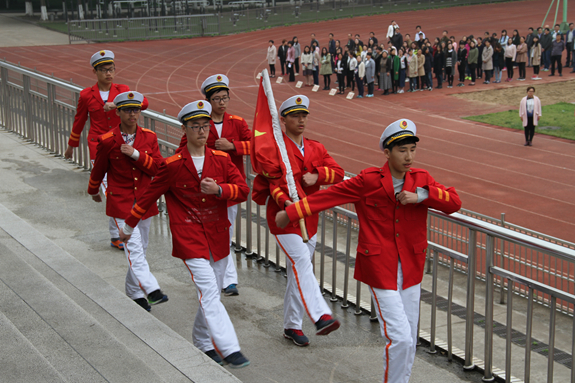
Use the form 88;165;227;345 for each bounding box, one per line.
261;69;309;243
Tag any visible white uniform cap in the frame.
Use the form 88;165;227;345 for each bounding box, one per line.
379;119;419;151
177;100;213;124
113;91;144;109
279;95;310;117
201;74;230;96
90;50;115;68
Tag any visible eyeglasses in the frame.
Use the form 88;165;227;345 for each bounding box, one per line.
211;96;230;103
97;67;116;74
120;107;141;114
187;124;210;132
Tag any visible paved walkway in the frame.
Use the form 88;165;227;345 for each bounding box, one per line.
0;14;71;47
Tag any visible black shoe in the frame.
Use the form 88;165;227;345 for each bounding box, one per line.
134;298;151;312
224;351;250;368
559;73;563;77
549;74;555;76
148;289;168;305
205;350;223;365
284;329;310;346
436;85;442;89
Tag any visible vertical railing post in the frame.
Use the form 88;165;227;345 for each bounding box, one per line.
464;229;477;370
341;216;352;308
320;212;326;292
547;296;556;383
47;83;56;153
22;74;33;140
447;257;454;361
0;66;11;131
330;210;338;302
245;157;253;256
429;249;438;354
524;288;534;383
483;235;495;382
505;280;513;383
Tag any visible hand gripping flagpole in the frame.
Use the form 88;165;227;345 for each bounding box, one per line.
261;69;309;243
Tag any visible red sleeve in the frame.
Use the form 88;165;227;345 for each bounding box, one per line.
232;118;252;156
421;175;462;214
269;180;291;210
125;161;172;228
69;91;89;147
132;134;164;176
313;146;344;186
218;155;250;203
286;172;364;222
87;139;112;195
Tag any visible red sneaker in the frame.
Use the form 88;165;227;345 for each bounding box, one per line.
315;314;340;335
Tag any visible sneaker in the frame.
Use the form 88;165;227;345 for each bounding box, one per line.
148;289;168;305
534;77;542;80
224;351;250;368
549;74;555;77
447;85;453;88
366;94;374;97
357;95;363;98
284;329;310;346
531;75;537;79
502;67;507;71
224;284;239;296
428;87;432;91
543;68;549;71
205;350;223;365
134;298;151;312
518;78;525;81
398;89;404;93
111;239;124;250
315;314;340;335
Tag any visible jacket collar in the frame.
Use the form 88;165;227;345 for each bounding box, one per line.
181;145;213;182
91;83;119;106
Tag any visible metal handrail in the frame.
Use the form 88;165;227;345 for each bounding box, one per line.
1;60;573;383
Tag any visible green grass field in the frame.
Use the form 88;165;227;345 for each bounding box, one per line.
463;102;575;141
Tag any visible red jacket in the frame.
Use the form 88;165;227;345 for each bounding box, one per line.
286;163;462;290
176;112;251;179
253;135;344;237
125;147;249;261
69;83;149;160
87;125;163;220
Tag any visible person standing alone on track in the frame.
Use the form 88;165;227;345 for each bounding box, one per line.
519;86;542;146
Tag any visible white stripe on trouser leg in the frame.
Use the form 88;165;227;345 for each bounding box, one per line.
275;234;330;329
370;264;420;383
223;204;239;287
115;217;160;300
185;256;241;358
91;159;119;240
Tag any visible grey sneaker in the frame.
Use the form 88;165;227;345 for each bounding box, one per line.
205;350;223;365
224;284;239;296
224;351;250;368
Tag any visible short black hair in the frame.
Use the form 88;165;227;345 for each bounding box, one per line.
206;88;229;101
416;25;421;29
387;136;418;151
527;86;535;92
269;39;274;43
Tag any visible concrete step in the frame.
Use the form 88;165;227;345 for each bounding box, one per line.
0;236;167;383
0;309;66;383
0;202;241;383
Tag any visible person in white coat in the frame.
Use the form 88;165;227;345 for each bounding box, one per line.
519;86;542;146
267;40;277;77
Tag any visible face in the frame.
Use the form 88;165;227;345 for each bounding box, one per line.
93;63;115;84
384;143;417;175
281;111;307;136
182;117;210;148
208;90;229;115
527;88;535;97
116;107;140;127
269;41;272;46
556;34;561;40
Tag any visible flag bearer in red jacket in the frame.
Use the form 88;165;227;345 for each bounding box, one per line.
177;74;251;297
66;50;149;250
120;101;251;368
252;95;344;347
88;91;167;312
276;119;462;383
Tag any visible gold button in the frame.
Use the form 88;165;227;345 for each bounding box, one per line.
133;167;136;170
396;233;399;237
116;157;119;159
134;177;138;181
145;151;148;153
396;219;399;223
109;192;113;195
365;250;369;254
134;187;138;190
202;198;206;202
178;155;182;158
183;185;186;188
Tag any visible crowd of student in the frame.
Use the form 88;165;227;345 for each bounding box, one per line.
266;22;575;97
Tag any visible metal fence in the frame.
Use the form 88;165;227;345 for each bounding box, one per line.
67;0;520;42
1;59;574;382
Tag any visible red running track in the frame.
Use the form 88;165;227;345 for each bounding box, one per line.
1;0;575;241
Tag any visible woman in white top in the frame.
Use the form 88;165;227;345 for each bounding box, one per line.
504;42;517;81
300;46;314;86
519;86;542;146
267;40;277;78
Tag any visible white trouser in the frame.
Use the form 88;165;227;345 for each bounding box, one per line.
90;160;119;239
223;204;239;288
114;217;160;300
275;234;331;329
184;255;241;358
370;264;420;383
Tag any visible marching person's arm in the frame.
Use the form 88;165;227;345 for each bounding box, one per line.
309;147;345;187
269;180;291;210
120;160;172;242
228;117;252;155
126;133;164;176
211;155;250;203
87;139;111;201
419;174;462;214
277;172;365;228
66;92;89;158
